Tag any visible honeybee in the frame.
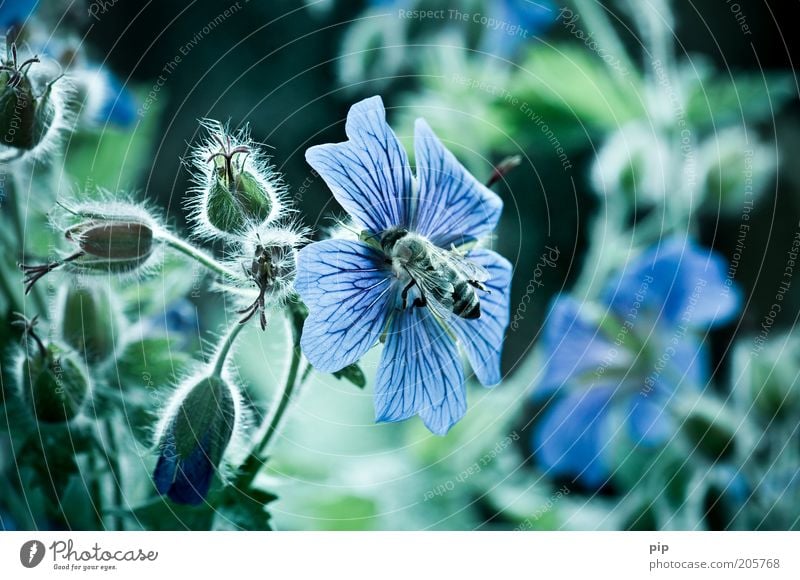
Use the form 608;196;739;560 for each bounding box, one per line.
381;228;489;319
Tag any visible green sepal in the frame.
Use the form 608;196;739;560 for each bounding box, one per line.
21;343;89;423
171;375;235;460
333;363;367;389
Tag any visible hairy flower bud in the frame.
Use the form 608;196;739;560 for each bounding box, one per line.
678;396;739;461
734;333;800;418
189;120;286;240
0;43;69;160
13;317;90;424
698;126;777;215
58;285;123;364
231;223;306;329
64;220;154;272
21;199;161;293
153;375;239;505
591;122;672;205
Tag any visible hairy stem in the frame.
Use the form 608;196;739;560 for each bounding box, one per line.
236;308;304;489
102;419;123;531
3;171;47;314
210;319;248;378
159;231;241;283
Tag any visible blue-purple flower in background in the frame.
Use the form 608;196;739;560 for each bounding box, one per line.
533;238;741;486
480;0;557;59
1;0;138;129
153;375;237;505
295;96;512;435
69;66;138;129
0;0;38;30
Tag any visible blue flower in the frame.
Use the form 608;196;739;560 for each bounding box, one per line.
0;510;17;530
532;238;741;486
0;0;38;30
153;375;236;505
296;96;512;435
74;68;138;128
481;0;557;58
95;70;137;127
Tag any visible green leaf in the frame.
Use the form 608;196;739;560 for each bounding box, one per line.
332;362;366;389
216;486;277;531
63;86;159;190
117;253;199;318
511;44;645;130
125;497;215;531
114;337;189;385
685;72;795;127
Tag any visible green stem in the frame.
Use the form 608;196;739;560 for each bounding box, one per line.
572;0;640;81
102;419;123;531
159;231;240;282
3;171;47;314
236;309;304;488
210;320;248;378
0;256;22;314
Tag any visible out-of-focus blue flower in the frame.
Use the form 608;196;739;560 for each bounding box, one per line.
481;0;557;58
296;96;512;435
533;238;741;486
73;67;137;129
0;510;17;530
163;299;199;335
153;375;236;505
0;0;38;30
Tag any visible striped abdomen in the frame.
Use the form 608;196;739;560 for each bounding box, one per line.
451;277;481;319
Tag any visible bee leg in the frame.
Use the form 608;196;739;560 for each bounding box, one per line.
401;279;417;309
468;279;489;293
258;299;267;330
238;285;268;330
237;302;258;325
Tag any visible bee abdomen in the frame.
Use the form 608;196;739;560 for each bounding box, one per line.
452;279;481;319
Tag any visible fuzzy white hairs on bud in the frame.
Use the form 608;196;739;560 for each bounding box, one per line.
186;119;290;242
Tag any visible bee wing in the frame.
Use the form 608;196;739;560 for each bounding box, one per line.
432;246;491;282
405;263;455;318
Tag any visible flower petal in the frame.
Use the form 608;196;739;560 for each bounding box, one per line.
412;119;503;247
533;387;613;487
166;436;216;506
98;72;138;128
606;237;741;329
0;0;37;28
375;308;466;435
447;249;512;386
295;239;394;373
628;396;673;446
539;295;627;393
305;96;412;233
153;433;178;495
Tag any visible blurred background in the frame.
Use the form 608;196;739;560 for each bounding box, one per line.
1;0;799;530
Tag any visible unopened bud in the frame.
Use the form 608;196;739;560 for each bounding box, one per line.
590;122;671;205
64;219;154;271
58;285;123;364
235;224;305;329
12;316;90;424
153;375;238;505
0;43;62;156
735;334;800;418
190;121;285;239
678;397;738;461
20;200;160;293
698;126;777;215
20;343;89;423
